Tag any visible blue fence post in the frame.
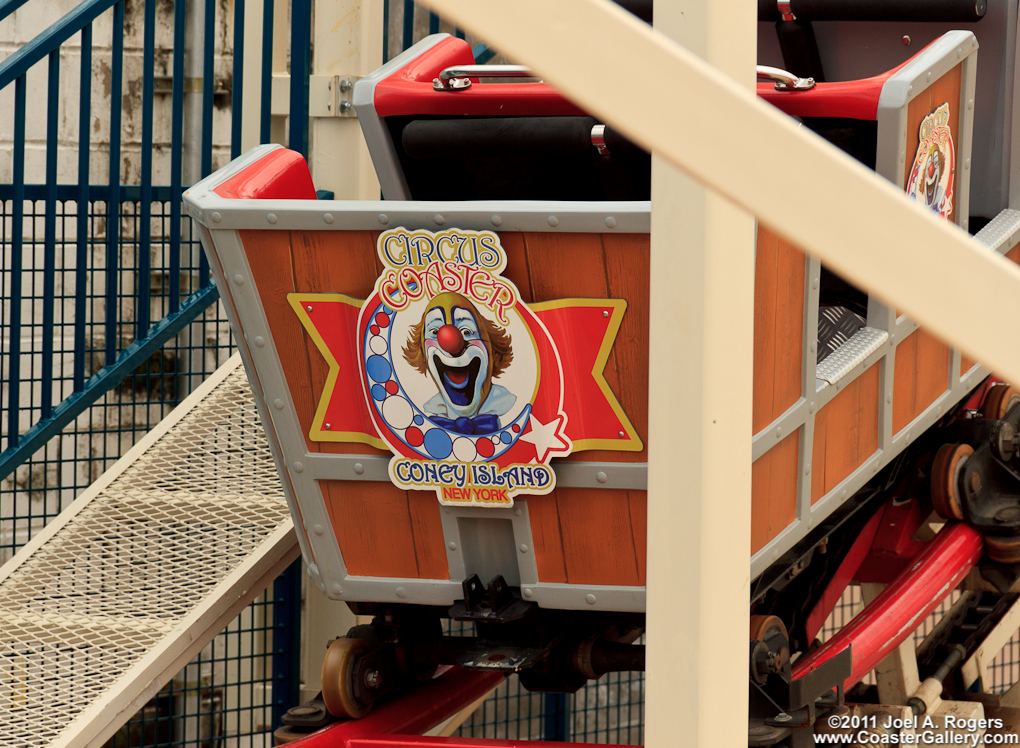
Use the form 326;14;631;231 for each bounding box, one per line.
289;0;311;157
543;693;570;741
272;558;303;729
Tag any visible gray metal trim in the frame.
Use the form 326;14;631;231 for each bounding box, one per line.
815;327;889;385
299;452;648;490
974;208;1020;252
185;194;652;234
352;35;454;200
751;397;808;463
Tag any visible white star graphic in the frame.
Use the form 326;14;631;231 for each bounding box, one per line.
520;414;570;462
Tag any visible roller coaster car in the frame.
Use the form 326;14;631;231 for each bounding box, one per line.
186;12;1020;741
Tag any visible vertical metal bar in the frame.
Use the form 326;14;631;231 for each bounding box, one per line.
74;25;92;392
138;0;156;341
289;0;311;157
201;0;215;178
8;76;26;448
260;0;273;144
232;0;245;159
429;11;439;34
383;0;390;62
106;0;125;366
170;0;186;313
199;0;215;288
543;693;569;741
271;559;302;729
41;51;60;421
402;0;414;52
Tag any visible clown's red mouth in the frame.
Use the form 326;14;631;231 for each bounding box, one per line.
434;356;482;407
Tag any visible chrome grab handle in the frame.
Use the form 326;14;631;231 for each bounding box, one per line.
756;65;816;91
433;65;536;91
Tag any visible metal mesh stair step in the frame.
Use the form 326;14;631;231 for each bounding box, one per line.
0;355;298;748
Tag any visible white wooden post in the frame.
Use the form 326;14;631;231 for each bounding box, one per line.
645;2;755;746
309;0;384;199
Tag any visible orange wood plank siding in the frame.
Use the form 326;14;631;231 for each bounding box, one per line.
753;224;805;435
501;232;649;587
893;329;949;435
322;480;448;579
811;363;881;504
751;430;800;555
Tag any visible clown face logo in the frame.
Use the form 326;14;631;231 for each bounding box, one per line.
403;291;516;433
358;228;570;506
906;102;955;220
288;227;644;509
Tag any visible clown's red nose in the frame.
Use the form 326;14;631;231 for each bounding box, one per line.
437;325;466;356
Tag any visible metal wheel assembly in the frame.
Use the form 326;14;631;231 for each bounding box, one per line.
982;383;1020;421
321;637;373;719
931;443;973;521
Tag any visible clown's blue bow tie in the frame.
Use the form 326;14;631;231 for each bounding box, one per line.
431;414;500;435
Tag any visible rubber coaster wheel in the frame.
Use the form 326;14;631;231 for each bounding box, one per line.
983;383;1020;421
931;443;972;521
321;637;373;719
986;534;1020;564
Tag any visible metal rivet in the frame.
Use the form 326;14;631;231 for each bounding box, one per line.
513;506;522;516
254;336;266;348
605;216;616;228
887;393;892;404
776;427;783;438
603;310;609;318
306;305;313;312
957;47;963;58
313;524;324;535
324;423;331;430
900;151;906;162
927;71;932;82
902;35;911;45
805;466;810;475
585;593;597;605
810;341;816;353
273;398;285;410
907;85;913;95
395;587;407;599
448;541;457;550
968;98;974;111
211;211;222;223
808;402;814;414
596;471;608;484
812;278;819;290
491;215;502;226
318;580;325;591
519;544;529;553
965;158;971;170
433;214;445;225
331;583;343;596
378;214;389;225
354;463;365;475
293;462;305;473
618;430;625;438
890;334;896;344
547;215;559;227
523;588;534;598
323;213;334;224
906;432;911;442
233;273;244;285
841;490;846;499
267;213;278;224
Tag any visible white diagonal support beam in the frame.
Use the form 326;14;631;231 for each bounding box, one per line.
417;0;1020;387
